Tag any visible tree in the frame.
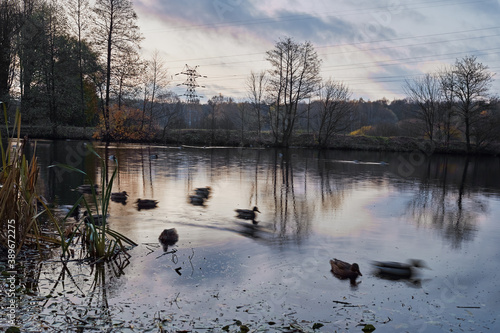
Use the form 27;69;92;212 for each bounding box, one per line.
315;79;354;148
66;0;92;128
266;37;321;146
91;0;143;141
0;0;22;104
246;70;267;140
445;55;494;151
403;73;441;141
141;50;170;132
438;65;458;146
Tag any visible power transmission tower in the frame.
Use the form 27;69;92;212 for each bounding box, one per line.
175;64;207;103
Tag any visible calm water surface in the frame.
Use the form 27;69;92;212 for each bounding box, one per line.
5;140;500;331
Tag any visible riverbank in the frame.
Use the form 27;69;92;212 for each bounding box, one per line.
17;125;500;156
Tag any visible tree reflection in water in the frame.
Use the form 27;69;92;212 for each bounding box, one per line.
406;156;487;248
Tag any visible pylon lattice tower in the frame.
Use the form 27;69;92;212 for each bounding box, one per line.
176;64;207;103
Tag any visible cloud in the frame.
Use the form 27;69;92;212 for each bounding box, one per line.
134;0;500;101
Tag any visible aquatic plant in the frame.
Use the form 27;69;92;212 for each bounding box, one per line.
0;105;58;256
50;144;137;261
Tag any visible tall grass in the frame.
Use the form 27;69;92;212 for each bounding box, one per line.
0;103;136;261
0;105;56;256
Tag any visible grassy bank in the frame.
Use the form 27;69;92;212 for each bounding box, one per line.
18;126;500;156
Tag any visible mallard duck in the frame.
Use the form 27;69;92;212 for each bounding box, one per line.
330;259;362;282
195;186;211;199
136;198;158;210
189;194;205;206
235;206;260;223
372;259;429;279
111;191;128;202
159;228;179;246
82;211;106;226
76;184;98;194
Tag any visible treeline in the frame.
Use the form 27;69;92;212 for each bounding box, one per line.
1;1;498;150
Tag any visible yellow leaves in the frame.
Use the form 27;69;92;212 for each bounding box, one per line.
350;126;373;136
93;105;156;141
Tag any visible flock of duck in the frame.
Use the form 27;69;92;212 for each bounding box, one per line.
75;183;428;284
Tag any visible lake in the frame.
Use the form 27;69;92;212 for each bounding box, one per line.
2;140;500;332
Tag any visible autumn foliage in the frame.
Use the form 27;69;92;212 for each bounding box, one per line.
93;105;155;141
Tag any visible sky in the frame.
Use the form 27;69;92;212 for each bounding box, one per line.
132;0;500;102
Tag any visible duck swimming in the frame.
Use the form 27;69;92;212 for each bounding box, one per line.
189;194;205;206
235;206;260;224
76;184;98;194
330;258;362;283
195;186;211;199
136;198;158;210
111;191;128;202
83;211;106;226
372;259;429;279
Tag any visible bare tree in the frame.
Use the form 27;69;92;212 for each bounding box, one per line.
266;37;321;146
66;0;90;128
403;73;441;142
92;0;143;141
438;65;458;146
315;79;354;148
246;70;267;140
445;55;494;151
141;50;170;132
0;0;22;105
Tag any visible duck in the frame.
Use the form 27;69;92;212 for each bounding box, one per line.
235;206;260;224
330;258;362;283
150;154;158;159
136;198;158;210
194;186;211;199
82;211;106;226
372;259;429;279
76;184;98;194
111;191;128;202
189;194;205;206
158;228;179;246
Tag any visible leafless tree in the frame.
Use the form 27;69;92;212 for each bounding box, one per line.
246;70;267;140
66;0;91;128
315;79;354;148
444;55;494;151
91;0;143;141
141;50;171;132
403;73;441;142
266;37;321;146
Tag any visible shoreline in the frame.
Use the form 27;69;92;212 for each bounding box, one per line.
16;125;500;156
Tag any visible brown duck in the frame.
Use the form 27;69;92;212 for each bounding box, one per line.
330;258;362;282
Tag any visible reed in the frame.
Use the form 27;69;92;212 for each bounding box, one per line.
0;104;54;256
50;145;137;261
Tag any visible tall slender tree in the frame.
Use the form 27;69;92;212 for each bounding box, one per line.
0;0;22;105
246;70;267;140
91;0;142;141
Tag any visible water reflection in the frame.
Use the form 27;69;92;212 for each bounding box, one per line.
13;140;499;331
31;141;500;249
406;156;487;248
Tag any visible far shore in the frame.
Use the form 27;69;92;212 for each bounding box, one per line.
14;125;500;156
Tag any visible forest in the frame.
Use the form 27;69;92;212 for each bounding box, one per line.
1;0;499;151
